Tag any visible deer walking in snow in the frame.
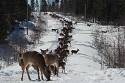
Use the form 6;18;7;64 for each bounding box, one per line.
71;49;79;54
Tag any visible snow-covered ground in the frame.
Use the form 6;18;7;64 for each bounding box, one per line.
0;13;125;83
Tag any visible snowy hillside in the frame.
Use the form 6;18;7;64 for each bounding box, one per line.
0;13;125;83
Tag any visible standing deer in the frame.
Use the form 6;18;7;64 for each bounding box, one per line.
87;24;91;26
49;61;66;74
41;49;59;76
71;49;79;54
59;61;66;73
18;51;51;81
49;65;56;75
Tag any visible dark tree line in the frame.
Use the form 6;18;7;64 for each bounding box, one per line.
41;0;48;12
41;0;125;25
60;0;125;25
0;0;31;43
1;0;124;43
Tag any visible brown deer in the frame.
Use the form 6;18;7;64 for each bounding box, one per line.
18;51;51;81
49;65;54;75
71;49;79;54
41;49;59;76
60;54;68;62
40;49;48;54
49;65;56;75
59;61;66;73
50;61;66;74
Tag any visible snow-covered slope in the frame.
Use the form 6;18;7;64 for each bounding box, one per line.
0;13;125;83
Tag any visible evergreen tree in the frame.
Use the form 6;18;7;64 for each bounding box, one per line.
59;0;125;25
41;0;48;12
60;0;64;12
0;0;31;43
51;1;56;12
35;0;39;12
31;0;35;11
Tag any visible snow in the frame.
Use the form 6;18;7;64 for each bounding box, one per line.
0;12;125;83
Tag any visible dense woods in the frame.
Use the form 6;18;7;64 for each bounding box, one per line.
0;0;31;43
1;0;125;43
41;0;125;25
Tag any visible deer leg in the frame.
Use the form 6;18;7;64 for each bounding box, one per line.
32;65;40;80
21;67;24;81
63;66;65;73
26;64;31;80
54;65;57;76
61;66;63;73
55;63;59;76
40;68;44;81
62;68;63;73
65;57;67;62
36;67;40;80
64;68;65;73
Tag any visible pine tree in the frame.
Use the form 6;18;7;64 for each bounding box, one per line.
60;0;64;12
41;0;48;12
52;1;56;12
0;0;31;43
31;0;35;11
35;0;39;12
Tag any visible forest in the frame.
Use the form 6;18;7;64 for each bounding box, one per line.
1;0;125;43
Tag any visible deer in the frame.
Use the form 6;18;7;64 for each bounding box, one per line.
71;49;79;55
40;49;48;54
49;61;66;75
61;50;69;54
18;51;51;81
60;33;65;36
64;40;71;46
60;53;68;62
49;65;54;75
87;24;91;26
62;45;68;50
59;61;66;73
40;49;59;76
55;46;63;54
51;29;58;33
49;65;57;75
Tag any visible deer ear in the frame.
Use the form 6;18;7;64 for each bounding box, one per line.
40;49;44;52
19;53;22;58
19;54;21;57
46;49;48;51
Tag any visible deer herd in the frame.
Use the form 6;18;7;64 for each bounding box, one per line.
18;13;79;81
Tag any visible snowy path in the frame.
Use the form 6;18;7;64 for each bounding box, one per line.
1;13;124;83
0;13;100;83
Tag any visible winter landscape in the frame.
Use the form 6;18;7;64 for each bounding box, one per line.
0;12;124;83
1;0;125;83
